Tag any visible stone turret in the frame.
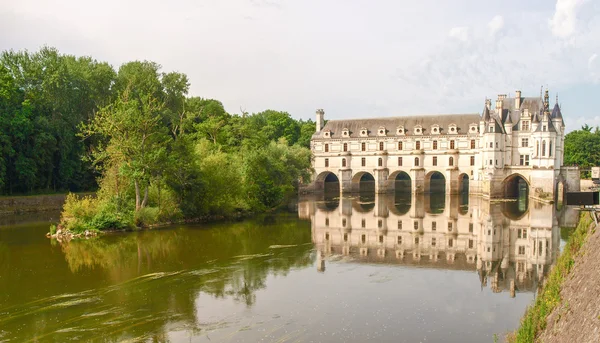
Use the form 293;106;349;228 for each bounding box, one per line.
316;109;325;132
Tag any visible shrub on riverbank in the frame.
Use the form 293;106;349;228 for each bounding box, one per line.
510;212;594;342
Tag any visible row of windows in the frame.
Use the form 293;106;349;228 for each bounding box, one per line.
334;233;474;249
325;140;477;153
329;219;475;233
325;156;476;167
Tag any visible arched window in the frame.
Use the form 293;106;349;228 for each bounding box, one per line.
343;143;348;152
378;158;383;167
542;140;546;156
325;158;329;167
536;141;540;156
449;157;454;166
398;157;403;166
415;157;420;167
342;158;346;167
433;156;438;166
549;141;553;157
379;142;384;151
398;141;403;150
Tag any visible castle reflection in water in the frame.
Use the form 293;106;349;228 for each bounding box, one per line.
298;192;578;297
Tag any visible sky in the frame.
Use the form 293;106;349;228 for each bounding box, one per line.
1;0;599;131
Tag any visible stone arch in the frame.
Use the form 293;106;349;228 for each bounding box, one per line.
425;171;446;193
386;170;412;193
352;171;375;193
502;173;529;199
315;171;340;193
458;173;469;193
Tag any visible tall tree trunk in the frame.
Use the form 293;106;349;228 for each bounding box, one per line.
135;180;141;211
141;185;149;208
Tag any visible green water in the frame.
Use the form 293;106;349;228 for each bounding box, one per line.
0;194;578;342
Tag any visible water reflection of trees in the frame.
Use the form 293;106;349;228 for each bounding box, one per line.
2;215;313;342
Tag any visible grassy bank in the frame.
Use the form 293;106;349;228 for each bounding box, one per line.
509;211;595;342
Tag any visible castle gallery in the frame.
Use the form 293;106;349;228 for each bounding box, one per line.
309;89;580;200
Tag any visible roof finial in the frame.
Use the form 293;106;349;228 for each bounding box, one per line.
544;88;550;112
556;93;559;105
540;85;543;98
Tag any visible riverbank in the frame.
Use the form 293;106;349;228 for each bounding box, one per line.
510;210;600;343
0;193;93;215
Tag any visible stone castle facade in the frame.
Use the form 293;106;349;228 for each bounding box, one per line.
309;89;580;200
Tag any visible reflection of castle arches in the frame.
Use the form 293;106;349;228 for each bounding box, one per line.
387;192;412;216
352;195;375;213
315;171;340;193
424;171;446;194
501;201;529;221
458;173;469;194
502;173;529;199
352;171;375;193
386;170;412;193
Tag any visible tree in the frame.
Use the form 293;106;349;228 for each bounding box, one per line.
564;126;600;177
82;87;169;211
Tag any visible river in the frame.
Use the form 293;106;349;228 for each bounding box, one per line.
0;192;579;342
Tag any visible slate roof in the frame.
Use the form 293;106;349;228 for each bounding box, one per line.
551;103;563;121
312;113;480;139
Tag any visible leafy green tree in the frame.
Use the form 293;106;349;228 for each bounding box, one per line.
564;126;600;176
82;87;169;211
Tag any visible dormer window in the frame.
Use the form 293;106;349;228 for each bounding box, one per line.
324;130;331;138
431;125;440;135
489;125;494;133
396;126;405;135
521;121;530;131
448;124;457;134
342;128;349;137
469;123;478;134
360;128;368;137
378;126;386;136
414;126;423;135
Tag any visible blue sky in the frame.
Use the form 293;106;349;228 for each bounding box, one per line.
1;0;599;131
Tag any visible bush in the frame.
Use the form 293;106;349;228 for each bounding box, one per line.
59;193;133;232
134;207;160;227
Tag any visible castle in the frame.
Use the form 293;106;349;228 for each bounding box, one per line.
309;89;580;200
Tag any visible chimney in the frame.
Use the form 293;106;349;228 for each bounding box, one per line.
515;90;521;108
316;109;325;132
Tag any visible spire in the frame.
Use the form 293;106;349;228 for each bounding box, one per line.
551;102;564;121
482;99;491;121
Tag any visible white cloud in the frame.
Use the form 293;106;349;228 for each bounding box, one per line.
448;27;469;42
549;0;588;38
488;15;504;36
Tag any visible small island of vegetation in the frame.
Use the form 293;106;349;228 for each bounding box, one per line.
0;47;315;236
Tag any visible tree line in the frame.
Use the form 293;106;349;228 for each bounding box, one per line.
0;47;315;230
563;124;600;177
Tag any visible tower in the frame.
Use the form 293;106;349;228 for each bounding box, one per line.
316;109;325;132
